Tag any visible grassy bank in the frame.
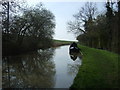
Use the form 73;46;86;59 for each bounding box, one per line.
71;45;119;88
53;39;75;47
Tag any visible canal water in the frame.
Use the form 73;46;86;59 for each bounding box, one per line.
2;45;82;88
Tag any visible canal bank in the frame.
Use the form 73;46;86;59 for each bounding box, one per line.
52;39;74;47
71;44;119;88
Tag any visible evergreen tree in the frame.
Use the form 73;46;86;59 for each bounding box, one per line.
105;1;114;50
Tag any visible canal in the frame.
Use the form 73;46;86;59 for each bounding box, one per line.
2;45;82;88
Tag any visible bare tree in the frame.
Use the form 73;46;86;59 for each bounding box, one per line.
2;0;27;34
67;2;98;35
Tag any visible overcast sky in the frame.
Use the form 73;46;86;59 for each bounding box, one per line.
25;0;105;41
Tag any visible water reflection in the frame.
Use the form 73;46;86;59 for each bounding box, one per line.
2;46;82;88
2;48;55;88
53;46;82;88
68;50;82;76
67;59;81;76
69;51;82;61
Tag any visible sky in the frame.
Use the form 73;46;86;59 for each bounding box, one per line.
24;0;106;41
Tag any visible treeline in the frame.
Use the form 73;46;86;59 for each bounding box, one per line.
68;1;119;54
2;0;55;55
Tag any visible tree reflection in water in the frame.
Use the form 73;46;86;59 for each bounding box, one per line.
2;48;55;88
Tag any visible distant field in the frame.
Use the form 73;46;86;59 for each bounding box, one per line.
53;39;77;47
71;44;119;88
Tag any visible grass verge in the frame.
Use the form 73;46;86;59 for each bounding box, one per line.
53;39;75;47
71;44;119;88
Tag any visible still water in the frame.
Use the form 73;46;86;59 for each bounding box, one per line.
2;45;82;88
